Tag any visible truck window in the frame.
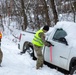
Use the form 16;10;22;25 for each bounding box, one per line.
53;29;67;42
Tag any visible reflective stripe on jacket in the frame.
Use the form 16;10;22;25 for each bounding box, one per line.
0;32;2;39
32;29;44;47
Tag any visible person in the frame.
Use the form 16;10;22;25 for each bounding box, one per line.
0;32;2;43
0;31;3;67
32;25;51;69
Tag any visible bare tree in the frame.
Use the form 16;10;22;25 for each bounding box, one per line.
50;0;58;24
42;0;51;26
70;0;76;22
21;0;28;30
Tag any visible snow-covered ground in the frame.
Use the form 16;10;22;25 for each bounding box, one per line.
0;35;64;75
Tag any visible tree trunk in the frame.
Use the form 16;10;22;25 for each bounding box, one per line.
70;0;76;22
21;0;28;31
50;0;58;24
43;0;51;26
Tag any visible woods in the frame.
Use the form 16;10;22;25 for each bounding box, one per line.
0;0;76;31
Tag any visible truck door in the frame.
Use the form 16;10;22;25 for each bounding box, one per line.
44;29;71;70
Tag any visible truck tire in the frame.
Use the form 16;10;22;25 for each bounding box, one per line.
70;65;76;75
32;50;37;60
23;42;33;55
22;41;36;60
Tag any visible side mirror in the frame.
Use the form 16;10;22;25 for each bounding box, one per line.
58;37;68;45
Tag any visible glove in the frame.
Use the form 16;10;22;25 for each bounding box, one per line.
46;41;54;47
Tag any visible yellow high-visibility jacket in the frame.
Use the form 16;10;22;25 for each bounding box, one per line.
32;29;44;47
0;32;2;39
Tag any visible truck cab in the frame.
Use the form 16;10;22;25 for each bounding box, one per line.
43;21;76;74
44;28;70;70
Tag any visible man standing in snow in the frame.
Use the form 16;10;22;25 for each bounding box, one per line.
0;31;3;66
32;25;51;69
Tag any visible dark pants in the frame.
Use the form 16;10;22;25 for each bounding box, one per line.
0;48;3;65
0;39;3;65
0;39;1;42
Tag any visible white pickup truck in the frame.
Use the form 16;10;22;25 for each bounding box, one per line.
18;21;76;74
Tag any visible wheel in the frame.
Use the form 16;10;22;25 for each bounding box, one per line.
22;41;37;60
22;41;32;54
22;43;27;53
20;42;30;54
70;65;76;75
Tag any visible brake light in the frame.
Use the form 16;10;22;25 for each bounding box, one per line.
19;33;22;41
